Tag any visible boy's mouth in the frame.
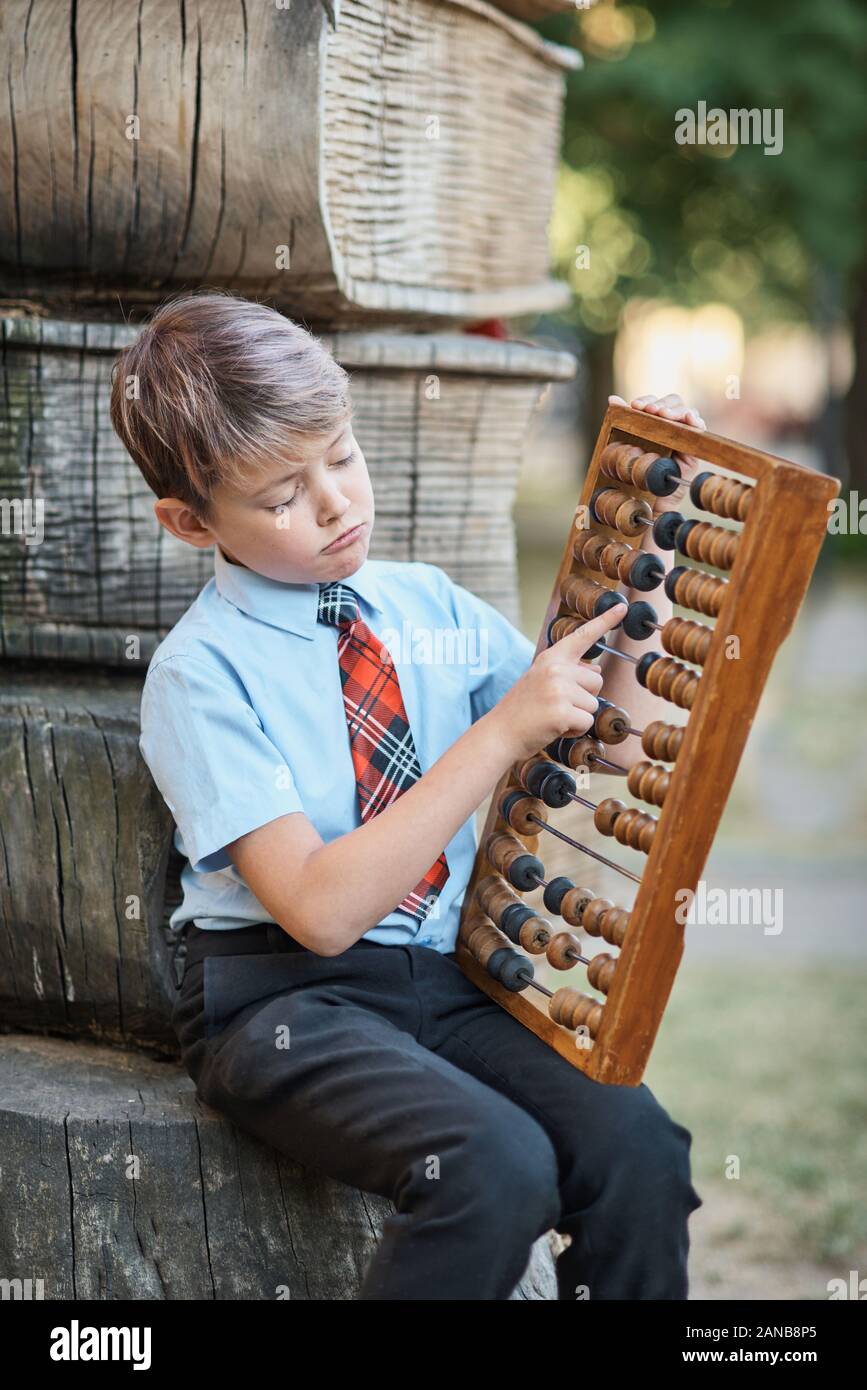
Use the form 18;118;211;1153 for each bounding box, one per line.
321;522;366;554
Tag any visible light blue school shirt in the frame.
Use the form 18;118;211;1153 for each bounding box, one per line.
138;545;536;953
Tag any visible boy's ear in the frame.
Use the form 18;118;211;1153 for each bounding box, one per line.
152;496;214;549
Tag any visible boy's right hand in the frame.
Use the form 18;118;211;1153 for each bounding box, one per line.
493;603;628;763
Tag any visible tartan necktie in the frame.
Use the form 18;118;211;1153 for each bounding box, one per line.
317;581;449;924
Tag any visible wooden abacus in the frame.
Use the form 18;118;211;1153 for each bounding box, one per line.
455;403;839;1086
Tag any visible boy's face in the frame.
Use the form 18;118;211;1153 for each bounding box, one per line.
155;418;375;583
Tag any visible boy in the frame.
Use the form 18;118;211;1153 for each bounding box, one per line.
112;289;704;1301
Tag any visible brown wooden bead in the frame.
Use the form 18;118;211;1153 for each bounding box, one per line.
573;531;650;589
594;797;626;836
680;520;739;570
610;806;657;853
599;442;679;496
459;911;509;970
599;441;644;487
561;735;605;770
499;789;547;836
592;487;653;537
549;614;583;643
546;930;583;971
661;617;713;666
560;884;595;927
549;987;603;1038
599;906;630;947
641;719;685;762
670;566;728;618
485;831;532;879
570;896;629;945
695;472;754;521
627;759;670;807
587;952;618;995
477;874;518;923
643;654;700;710
518;918;550;954
477;874;550;953
594;702;630;744
581;896;613;936
562;574;612;621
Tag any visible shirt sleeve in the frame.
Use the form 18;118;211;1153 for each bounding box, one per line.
139;652;306;875
435;567;538;724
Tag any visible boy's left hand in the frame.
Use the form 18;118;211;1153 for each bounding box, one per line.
608;392;707;514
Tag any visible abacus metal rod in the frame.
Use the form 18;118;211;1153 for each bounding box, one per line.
521;872;595;966
599;644;639;665
518;972;553;999
589;752;628;774
526;812;642;884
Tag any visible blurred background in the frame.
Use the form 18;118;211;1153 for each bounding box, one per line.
511;0;867;1298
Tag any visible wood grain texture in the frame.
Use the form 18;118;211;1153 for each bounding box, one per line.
488;0;579;17
0;0;576;326
0;1034;555;1301
458;404;840;1085
0;666;181;1050
0;1032;556;1299
0;316;577;663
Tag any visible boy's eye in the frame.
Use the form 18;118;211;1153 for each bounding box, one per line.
265;452;353;512
267;495;298;513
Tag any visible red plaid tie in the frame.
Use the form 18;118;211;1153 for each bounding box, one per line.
317;581;449;923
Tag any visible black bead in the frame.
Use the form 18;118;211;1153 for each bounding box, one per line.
664;566;687;602
487;947;533;992
501;901;535;942
652;511;684;551
676;518;698;554
510;853;545;892
629;551;666;590
623;600;657;641
644;455;682;496
543;876;575;914
636;652;664;688
595;588;629;617
690;471;714;509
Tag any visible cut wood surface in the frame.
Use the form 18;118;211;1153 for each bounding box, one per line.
0;1032;557;1299
0;666;180;1051
0;0;578;326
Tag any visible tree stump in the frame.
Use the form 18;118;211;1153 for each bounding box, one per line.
0;0;577;326
0;1033;557;1299
0;316;576;663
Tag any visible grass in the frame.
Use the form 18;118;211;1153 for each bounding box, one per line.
645;963;867;1267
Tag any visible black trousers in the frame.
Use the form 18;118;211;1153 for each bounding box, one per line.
172;922;703;1301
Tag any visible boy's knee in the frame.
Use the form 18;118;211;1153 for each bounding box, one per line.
622;1091;702;1214
454;1106;562;1235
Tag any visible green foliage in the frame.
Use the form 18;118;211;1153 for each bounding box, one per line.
539;0;867;337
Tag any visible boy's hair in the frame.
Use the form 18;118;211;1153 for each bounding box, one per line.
109;289;353;525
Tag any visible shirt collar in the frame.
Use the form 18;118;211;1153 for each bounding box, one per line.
213;545;384;640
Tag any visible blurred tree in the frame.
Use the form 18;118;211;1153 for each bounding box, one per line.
538;0;867;487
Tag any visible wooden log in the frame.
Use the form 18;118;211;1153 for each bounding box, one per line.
0;0;579;327
0;1033;557;1299
0;316;577;664
0;666;180;1052
489;0;578;18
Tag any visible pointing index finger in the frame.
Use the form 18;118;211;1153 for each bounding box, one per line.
560;601;629;653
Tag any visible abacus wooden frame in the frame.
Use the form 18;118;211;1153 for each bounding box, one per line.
455;403;840;1086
